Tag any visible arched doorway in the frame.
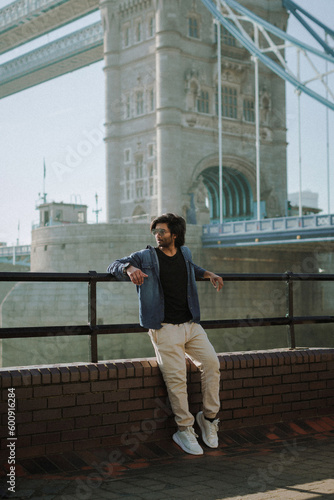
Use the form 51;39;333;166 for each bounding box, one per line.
199;166;253;223
132;206;147;223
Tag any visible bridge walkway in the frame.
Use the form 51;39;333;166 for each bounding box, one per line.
0;0;99;54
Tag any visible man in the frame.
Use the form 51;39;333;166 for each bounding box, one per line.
107;213;223;455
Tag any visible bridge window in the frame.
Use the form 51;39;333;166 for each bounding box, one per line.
214;24;237;46
136;182;144;199
55;210;62;222
222;27;236;47
124;149;131;163
197;90;210;114
43;211;49;226
135;91;144;115
77;212;85;223
135;20;142;42
148;144;154;158
148;15;155;38
149;179;154;196
188;16;199;38
222;87;238;119
124;94;131;119
215;86;238;119
199;166;253;223
243;99;255;122
136;156;143;179
123;24;130;47
148;164;154;178
148;87;155;112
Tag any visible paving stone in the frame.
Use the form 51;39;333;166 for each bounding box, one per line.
136;492;172;500
1;418;334;500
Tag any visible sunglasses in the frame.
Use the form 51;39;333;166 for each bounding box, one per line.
152;228;169;236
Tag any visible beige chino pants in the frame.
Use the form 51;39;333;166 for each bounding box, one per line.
148;321;221;429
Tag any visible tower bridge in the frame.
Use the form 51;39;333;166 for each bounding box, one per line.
0;0;333;249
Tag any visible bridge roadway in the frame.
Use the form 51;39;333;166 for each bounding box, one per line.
0;0;101;98
202;213;334;250
0;244;31;267
0;20;103;98
0;0;99;54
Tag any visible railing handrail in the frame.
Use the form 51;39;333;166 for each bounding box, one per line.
0;245;31;256
1;271;334;282
1;270;334;362
203;213;334;237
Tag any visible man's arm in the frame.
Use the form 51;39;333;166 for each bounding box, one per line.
107;252;148;285
190;256;223;292
203;270;224;292
107;253;140;280
185;247;223;292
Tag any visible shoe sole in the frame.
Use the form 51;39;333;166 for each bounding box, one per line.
172;432;203;455
196;412;218;448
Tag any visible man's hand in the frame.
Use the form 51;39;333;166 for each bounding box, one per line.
204;271;224;292
126;265;148;286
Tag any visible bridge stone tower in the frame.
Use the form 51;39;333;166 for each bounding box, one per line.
100;0;288;224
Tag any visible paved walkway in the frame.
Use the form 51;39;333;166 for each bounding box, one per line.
1;416;334;500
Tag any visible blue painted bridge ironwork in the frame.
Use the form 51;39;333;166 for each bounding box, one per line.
202;214;334;248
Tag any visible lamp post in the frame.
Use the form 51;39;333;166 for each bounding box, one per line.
93;193;102;223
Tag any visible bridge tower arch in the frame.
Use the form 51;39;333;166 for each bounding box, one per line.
188;155;256;224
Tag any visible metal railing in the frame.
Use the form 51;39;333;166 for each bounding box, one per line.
203;214;334;237
0;22;103;85
0;0;99;30
0;0;64;28
0;271;334;363
0;245;31;257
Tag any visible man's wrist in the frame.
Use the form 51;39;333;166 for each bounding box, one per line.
123;263;131;274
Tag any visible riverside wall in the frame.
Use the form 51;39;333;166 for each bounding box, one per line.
0;348;334;460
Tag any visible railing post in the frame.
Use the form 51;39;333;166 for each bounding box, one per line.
285;271;296;349
88;271;98;363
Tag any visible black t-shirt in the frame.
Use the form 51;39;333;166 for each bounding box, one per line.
155;247;192;324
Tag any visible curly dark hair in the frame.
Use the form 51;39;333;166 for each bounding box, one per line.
150;213;186;247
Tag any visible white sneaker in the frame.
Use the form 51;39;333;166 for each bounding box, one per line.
196;411;219;448
172;427;204;455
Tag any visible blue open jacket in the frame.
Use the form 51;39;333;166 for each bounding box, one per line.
107;245;206;330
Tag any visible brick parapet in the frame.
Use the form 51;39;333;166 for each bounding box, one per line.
1;349;334;459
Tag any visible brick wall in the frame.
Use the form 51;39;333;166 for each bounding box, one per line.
1;348;334;460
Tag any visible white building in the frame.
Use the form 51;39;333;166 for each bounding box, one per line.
289;190;319;211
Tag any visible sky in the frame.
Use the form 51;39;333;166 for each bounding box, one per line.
0;0;333;246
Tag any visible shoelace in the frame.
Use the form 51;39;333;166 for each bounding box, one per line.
208;419;219;437
185;427;199;442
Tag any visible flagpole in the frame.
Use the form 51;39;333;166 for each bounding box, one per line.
43;158;47;203
17;220;20;246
